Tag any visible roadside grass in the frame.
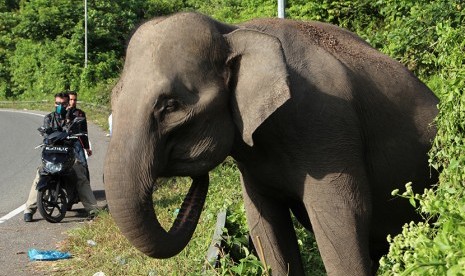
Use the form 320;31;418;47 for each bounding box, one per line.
31;160;325;275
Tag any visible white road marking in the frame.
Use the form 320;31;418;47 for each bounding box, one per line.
0;204;25;224
0;110;44;223
0;109;44;117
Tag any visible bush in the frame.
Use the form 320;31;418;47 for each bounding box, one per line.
377;4;465;274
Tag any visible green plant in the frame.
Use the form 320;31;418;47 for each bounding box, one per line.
378;12;465;275
215;203;269;275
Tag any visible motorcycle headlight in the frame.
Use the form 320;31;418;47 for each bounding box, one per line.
44;161;63;173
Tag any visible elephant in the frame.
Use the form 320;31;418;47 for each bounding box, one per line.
104;12;439;275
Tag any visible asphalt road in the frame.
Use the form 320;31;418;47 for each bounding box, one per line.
0;109;109;275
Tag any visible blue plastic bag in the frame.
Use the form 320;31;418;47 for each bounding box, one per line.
28;248;71;261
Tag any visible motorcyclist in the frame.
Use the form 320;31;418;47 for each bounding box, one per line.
66;91;91;178
23;92;99;222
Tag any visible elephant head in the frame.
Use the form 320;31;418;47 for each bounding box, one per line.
104;12;290;258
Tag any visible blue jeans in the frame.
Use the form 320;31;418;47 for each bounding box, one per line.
73;141;90;180
73;141;87;167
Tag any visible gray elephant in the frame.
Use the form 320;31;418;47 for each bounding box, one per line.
104;12;438;275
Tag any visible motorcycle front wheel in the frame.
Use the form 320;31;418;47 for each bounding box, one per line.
37;186;67;223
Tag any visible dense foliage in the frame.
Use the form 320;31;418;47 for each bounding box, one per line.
371;2;465;275
2;0;464;274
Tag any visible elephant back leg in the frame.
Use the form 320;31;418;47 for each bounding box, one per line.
304;167;373;276
239;171;305;275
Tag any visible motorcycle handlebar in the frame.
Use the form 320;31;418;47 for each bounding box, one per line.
34;133;86;149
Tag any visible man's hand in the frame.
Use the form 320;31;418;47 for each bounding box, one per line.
85;148;93;157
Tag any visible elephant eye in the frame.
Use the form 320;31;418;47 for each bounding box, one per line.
153;97;179;122
165;99;178;112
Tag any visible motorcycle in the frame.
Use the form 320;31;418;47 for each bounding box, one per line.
35;118;85;223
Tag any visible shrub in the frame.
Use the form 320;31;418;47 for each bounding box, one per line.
378;7;465;275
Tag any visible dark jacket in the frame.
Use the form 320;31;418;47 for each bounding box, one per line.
65;107;90;150
43;111;66;132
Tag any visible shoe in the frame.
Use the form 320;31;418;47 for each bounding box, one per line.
86;209;98;221
24;213;33;222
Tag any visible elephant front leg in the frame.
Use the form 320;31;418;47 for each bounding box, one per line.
306;172;373;276
240;173;305;275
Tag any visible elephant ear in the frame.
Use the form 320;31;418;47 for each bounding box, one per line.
225;29;291;146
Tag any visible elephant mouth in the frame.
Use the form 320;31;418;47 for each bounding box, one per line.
163;158;217;177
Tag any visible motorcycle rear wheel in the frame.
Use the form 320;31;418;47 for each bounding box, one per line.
37;186;67;223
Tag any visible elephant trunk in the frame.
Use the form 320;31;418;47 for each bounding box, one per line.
105;147;209;258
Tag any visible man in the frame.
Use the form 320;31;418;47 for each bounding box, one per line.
24;92;98;222
66;91;91;173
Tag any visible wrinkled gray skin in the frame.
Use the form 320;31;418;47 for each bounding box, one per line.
104;12;438;275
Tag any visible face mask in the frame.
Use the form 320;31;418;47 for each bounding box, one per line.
56;104;67;116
